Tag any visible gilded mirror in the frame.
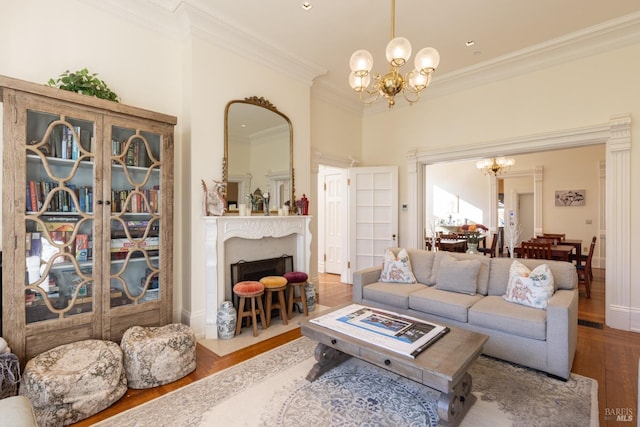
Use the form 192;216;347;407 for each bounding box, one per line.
224;97;294;213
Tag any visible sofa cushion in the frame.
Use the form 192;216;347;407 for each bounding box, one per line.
407;248;435;284
409;286;483;323
434;254;481;295
469;296;547;340
380;248;416;283
504;261;555;309
488;257;577;295
428;251;491;295
363;281;428;309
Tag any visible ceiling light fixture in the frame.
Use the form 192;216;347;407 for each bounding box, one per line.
348;0;440;109
301;2;312;11
476;157;515;176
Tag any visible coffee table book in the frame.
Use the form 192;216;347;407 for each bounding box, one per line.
310;304;449;358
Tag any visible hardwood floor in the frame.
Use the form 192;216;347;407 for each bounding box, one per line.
77;269;637;426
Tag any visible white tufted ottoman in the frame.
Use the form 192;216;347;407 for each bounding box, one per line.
19;339;127;426
121;323;196;389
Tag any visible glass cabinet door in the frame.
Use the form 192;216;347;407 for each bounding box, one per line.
24;109;97;323
108;124;163;307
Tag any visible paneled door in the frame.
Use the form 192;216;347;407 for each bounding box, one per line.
348;166;398;283
323;168;347;278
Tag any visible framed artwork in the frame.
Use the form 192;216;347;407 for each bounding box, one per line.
555;190;585;206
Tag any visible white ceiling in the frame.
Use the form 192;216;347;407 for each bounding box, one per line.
109;0;640;109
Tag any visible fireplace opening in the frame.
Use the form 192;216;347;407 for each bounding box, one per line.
230;255;293;305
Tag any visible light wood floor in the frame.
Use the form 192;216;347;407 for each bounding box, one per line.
77;269;637;426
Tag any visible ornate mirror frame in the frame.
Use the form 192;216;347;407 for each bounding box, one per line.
224;96;295;214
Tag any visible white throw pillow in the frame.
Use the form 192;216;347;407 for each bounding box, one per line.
434;253;481;295
380;248;416;283
504;260;555;309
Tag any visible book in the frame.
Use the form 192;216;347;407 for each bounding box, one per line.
310;304;449;358
29;232;42;257
76;234;89;261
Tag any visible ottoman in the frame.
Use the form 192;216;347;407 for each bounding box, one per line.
121;323;196;389
19;339;127;426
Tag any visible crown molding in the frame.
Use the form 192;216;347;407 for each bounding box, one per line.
411;122;611;165
311;79;363;114
84;0;326;86
82;2;640;110
178;2;326;86
361;11;640;117
83;0;184;39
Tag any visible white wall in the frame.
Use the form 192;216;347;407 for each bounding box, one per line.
0;1;315;334
185;36;312;330
359;43;640;330
0;0;185;314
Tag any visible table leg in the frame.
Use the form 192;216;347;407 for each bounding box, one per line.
305;342;351;382
436;373;475;426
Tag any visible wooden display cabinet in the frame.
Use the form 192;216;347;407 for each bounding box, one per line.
0;75;176;364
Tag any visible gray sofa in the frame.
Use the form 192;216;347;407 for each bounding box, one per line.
353;248;578;379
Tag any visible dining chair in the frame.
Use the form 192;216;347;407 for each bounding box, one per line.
440;233;459;240
425;237;440;251
532;237;559;245
577;236;596;298
478;233;498;257
540;233;566;242
521;241;553;259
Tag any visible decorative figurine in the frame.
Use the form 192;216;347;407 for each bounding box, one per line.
201;179;227;216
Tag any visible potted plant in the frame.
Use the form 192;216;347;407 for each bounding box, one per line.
47;68;119;102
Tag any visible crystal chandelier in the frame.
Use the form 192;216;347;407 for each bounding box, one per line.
476;157;515;176
348;0;440;109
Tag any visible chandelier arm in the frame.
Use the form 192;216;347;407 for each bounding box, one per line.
359;87;381;105
401;88;421;106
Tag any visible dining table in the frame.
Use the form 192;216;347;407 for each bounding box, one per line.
513;243;575;262
438;239;468;253
561;239;582;262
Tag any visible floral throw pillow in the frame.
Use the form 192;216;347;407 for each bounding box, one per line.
380;248;416;284
504;260;555;309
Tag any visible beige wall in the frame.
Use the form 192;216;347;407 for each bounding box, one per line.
0;1;315;328
0;0;185;313
360;43;640;328
2;1;638;330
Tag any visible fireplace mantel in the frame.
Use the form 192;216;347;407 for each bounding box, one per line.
202;215;312;338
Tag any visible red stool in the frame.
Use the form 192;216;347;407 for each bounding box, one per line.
284;271;309;317
233;281;266;337
260;276;289;327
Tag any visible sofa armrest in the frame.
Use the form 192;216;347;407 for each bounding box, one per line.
352;267;382;303
545;288;579;379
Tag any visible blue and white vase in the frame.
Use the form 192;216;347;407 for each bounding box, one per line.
305;282;317;312
217;301;237;340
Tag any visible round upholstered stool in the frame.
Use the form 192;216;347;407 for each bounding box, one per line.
20;339;127;426
121;323;196;389
260;276;289;327
233;281;266;337
284;271;310;317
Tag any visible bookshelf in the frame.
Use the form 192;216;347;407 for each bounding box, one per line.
1;75;176;364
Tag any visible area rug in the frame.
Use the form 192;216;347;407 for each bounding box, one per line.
197;304;330;356
96;337;598;427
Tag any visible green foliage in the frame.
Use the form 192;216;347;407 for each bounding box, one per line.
47;68;120;102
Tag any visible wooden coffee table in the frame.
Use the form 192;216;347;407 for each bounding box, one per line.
300;305;488;426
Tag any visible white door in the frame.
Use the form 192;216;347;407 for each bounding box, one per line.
324;169;347;275
518;193;535;242
348;166;399;283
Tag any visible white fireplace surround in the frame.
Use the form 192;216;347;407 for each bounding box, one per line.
202;215;312;339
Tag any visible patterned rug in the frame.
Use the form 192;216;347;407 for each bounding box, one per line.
96;337;598;427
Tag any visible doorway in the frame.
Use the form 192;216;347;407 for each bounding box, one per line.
518;193;534;242
317;165;348;275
